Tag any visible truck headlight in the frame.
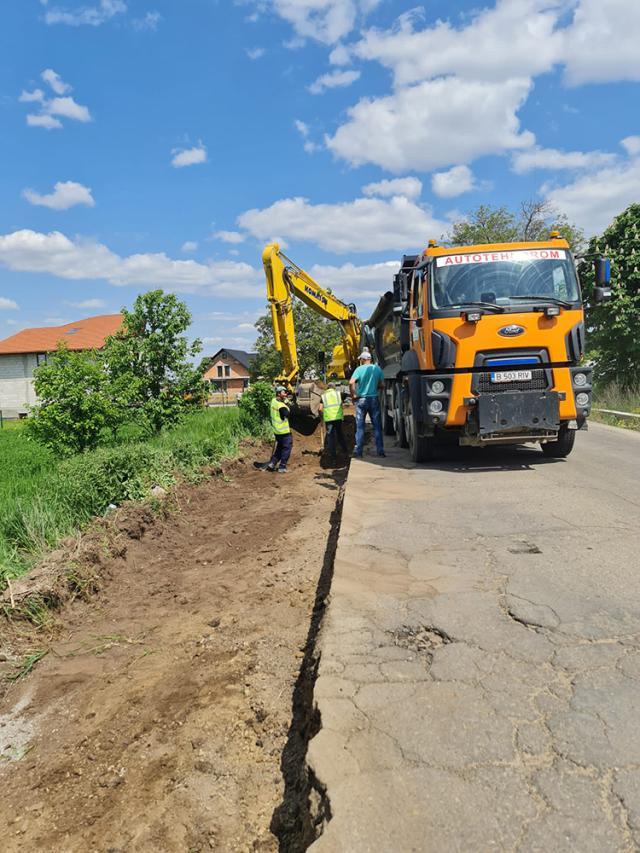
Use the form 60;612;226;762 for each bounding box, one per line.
573;372;588;387
431;380;445;394
575;392;590;407
429;400;444;414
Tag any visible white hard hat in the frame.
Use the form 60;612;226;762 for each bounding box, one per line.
359;348;372;360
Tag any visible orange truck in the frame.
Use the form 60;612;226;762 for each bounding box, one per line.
367;233;611;461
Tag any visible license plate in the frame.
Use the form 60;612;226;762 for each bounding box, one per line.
490;370;532;383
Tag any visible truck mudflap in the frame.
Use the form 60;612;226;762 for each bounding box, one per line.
476;390;560;436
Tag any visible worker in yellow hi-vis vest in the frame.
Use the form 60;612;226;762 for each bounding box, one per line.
318;383;348;461
258;386;293;474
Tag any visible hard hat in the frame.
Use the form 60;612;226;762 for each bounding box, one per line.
359;349;372;360
275;385;287;394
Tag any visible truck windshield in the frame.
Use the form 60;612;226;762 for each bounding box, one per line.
431;249;580;311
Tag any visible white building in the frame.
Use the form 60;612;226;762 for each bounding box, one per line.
0;314;122;418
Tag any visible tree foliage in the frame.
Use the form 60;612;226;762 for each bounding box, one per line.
28;290;206;455
237;380;273;432
104;290;205;433
251;300;343;382
447;201;584;251
581;203;640;387
27;345;119;454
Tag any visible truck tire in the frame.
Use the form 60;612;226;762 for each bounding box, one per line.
380;389;395;436
541;426;575;458
406;396;434;463
393;384;408;448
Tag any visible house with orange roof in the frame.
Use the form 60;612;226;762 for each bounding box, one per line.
0;314;123;418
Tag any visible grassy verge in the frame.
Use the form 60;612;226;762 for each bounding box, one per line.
0;407;264;589
591;383;640;432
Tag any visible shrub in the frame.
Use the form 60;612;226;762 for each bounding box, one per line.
238;381;273;432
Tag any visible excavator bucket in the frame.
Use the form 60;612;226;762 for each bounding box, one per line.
295;381;324;418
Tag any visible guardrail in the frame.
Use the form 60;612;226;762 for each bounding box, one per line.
593;408;640;420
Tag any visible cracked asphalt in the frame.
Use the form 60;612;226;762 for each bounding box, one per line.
307;422;640;852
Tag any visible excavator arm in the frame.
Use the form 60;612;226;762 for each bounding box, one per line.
262;243;361;413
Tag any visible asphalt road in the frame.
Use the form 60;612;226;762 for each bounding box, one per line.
309;422;640;852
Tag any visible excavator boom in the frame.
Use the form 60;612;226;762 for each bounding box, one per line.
262;243;362;414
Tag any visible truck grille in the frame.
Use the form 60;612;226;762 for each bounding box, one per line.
476;369;548;394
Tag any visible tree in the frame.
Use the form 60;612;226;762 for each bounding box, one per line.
251;300;343;382
447;201;585;251
104;290;205;433
27;345;119;455
581;203;640;387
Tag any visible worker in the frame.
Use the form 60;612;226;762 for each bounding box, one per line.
261;386;292;473
349;349;385;458
318;382;348;461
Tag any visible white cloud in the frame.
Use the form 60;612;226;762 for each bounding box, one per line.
19;89;45;103
171;144;207;168
22;181;95;210
308;69;360;95
265;0;381;45
246;47;265;60
431;165;477;198
329;44;351;65
41;68;71;95
562;0;640;85
362;177;422;199
236;322;255;330
237;195;447;253
0;230;263;298
21;73;91;128
44;0;127;26
181;241;199;253
27;114;63;130
132;11;161;31
542;149;640;235
309;260;399;307
352;0;564;87
66;298;107;309
294;118;319;153
511;146;617;173
0;297;19;311
46;96;92;122
327;76;534;172
621;136;640;157
214;231;246;244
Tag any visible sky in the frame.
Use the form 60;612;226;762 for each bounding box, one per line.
1;0;639;354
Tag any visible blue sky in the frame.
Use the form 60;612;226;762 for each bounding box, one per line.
1;0;639;354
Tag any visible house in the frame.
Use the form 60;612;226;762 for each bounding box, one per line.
203;348;256;402
0;314;123;418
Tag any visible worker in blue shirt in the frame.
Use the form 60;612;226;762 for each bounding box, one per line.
349;349;385;458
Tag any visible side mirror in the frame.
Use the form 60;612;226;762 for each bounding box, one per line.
592;286;611;304
592;257;611;303
594;257;611;286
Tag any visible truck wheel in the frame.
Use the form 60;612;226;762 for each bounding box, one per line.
380;389;395;436
406;396;434;463
394;384;408;448
541;426;575;458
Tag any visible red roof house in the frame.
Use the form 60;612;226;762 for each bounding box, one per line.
0;314;123;417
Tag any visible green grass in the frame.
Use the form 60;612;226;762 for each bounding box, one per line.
592;383;640;431
0;407;260;588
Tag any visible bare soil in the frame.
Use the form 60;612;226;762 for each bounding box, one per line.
0;427;348;852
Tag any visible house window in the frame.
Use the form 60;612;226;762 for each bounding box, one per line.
224;365;230;377
36;353;48;366
217;365;223;377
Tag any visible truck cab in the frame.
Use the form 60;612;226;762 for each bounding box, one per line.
370;235;611;462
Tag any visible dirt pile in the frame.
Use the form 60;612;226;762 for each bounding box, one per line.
0;427;348;852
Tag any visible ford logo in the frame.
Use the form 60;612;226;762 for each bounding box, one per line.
498;324;525;337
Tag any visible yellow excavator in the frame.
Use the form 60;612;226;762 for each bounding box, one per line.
261;243;362;416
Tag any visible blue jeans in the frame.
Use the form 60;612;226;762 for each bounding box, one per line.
355;397;384;455
270;433;293;469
